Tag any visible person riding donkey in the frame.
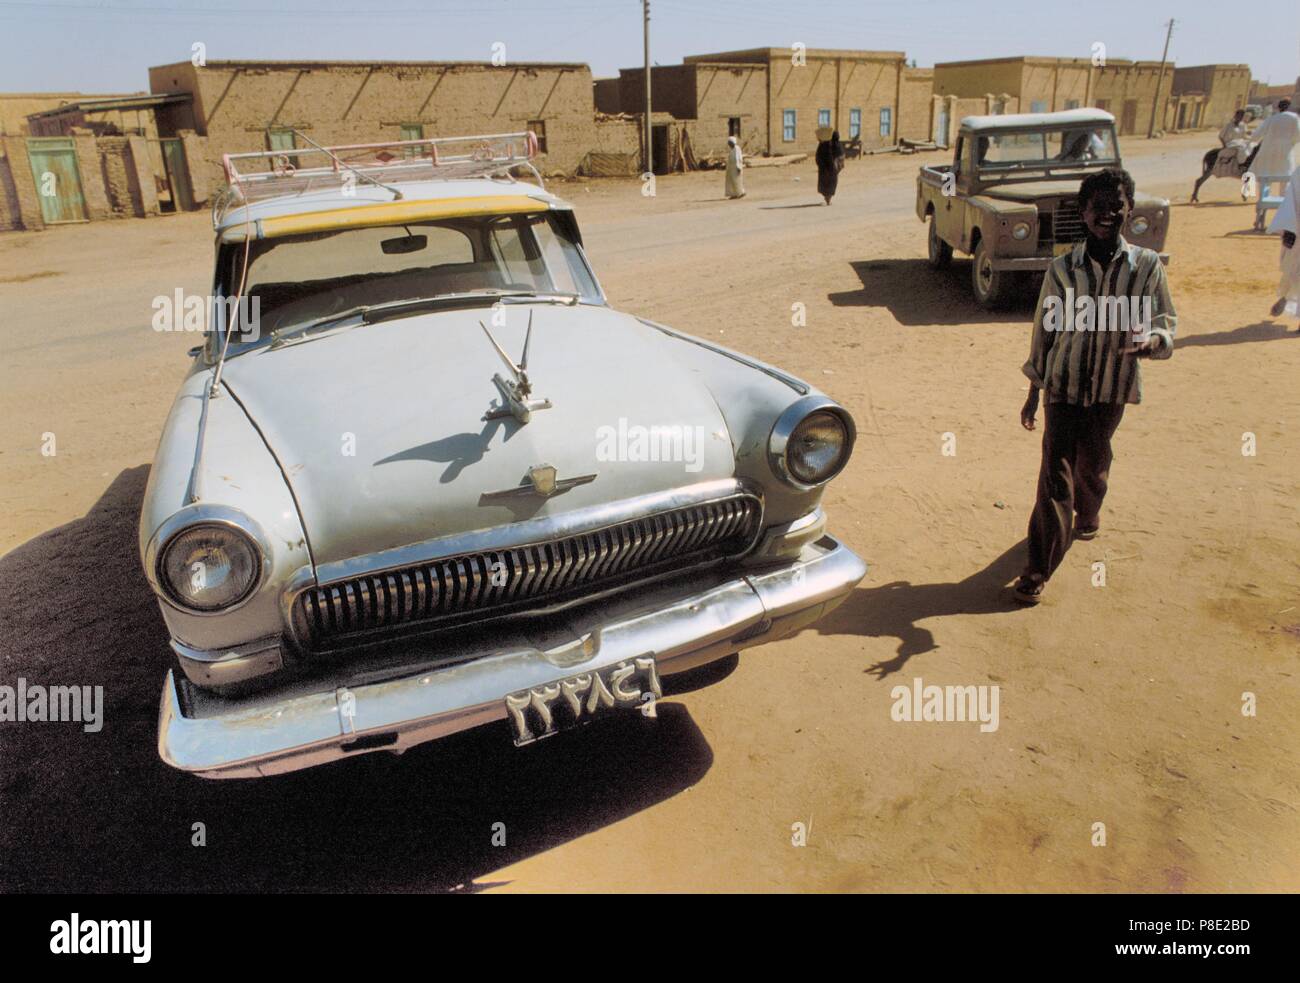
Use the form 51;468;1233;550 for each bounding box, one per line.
1190;109;1257;203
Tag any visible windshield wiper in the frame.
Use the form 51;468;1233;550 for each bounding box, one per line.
497;292;580;306
254;290;583;352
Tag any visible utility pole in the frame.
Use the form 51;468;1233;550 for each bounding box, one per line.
1147;18;1174;138
643;0;652;174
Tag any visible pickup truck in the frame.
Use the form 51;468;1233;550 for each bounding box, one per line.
916;109;1170;308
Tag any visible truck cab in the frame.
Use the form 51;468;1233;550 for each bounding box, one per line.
915;109;1170;308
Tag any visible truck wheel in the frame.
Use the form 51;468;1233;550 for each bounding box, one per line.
927;215;952;269
970;238;1009;309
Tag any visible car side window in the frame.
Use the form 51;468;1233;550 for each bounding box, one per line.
489;220;534;285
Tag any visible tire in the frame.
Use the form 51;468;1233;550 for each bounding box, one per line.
970;237;1010;309
927;214;953;269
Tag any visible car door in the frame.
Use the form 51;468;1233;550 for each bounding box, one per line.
934;135;964;245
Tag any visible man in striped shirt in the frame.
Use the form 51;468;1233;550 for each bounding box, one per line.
1014;168;1175;604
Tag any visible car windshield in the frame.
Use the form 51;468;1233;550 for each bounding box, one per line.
215;210;603;352
974;126;1118;171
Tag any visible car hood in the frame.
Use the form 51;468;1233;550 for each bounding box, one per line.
980;180;1089;202
219;303;736;568
982;182;1167;208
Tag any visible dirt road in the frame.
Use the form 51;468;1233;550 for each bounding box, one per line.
1;131;1297;892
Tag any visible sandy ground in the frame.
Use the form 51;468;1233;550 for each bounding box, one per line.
1;131;1297;892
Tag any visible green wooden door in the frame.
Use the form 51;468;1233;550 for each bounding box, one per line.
161;139;194;211
26;137;87;224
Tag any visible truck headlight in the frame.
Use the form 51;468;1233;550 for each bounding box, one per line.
1011;222;1031;240
158;523;263;612
770;397;856;488
1130;216;1150;235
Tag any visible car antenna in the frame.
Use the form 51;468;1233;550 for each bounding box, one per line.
292;128;404;201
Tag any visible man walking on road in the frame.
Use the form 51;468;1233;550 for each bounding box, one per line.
1013;168;1177;604
1249;99;1300;231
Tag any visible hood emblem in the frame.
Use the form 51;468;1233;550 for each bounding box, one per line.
481;310;553;425
529;464;558;496
480;464;597;504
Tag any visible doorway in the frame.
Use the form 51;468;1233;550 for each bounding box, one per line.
160;139;194;211
25;137;88;224
651;124;670;174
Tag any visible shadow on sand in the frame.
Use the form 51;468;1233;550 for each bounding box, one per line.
828;258;1039;325
0;467;714;892
813;540;1028;679
1179;321;1300;348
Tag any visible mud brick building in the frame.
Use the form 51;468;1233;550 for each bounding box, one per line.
931;55;1101;146
1172;64;1251;130
145;58;598;194
1090;60;1171;136
609;47;929;161
934;56;1093;114
1249;79;1298;112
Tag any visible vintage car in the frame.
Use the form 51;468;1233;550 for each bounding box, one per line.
915;109;1170;308
142;133;867;778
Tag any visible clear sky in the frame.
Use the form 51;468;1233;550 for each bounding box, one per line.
0;0;1295;93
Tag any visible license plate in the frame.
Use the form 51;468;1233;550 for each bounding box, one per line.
1053;242;1073;257
505;657;662;746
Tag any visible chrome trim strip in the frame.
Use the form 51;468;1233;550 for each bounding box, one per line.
768;395;857;491
636;317;811;395
143;504;272;617
186;376;216;505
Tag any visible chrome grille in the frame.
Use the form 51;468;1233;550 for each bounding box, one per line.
1039;198;1085;246
295;495;762;650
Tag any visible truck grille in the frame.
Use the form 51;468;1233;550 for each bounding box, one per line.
1037;199;1086;247
295;495;762;650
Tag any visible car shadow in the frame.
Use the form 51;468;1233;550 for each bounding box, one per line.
811;540;1028;679
0;467;713;892
827;259;1038;325
1179;321;1300;347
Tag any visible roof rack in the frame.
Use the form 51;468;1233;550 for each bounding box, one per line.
213;129;542;227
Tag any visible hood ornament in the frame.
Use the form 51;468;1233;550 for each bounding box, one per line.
480;464;597;504
481;310;552;425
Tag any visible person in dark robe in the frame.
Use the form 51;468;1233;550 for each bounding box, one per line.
815;130;845;205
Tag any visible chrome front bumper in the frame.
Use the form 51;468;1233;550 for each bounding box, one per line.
158;534;867;778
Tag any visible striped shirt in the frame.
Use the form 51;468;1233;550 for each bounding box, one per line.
1022;235;1175;406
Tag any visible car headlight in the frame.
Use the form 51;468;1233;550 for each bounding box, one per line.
1011;222;1031;240
158;523;262;612
771;398;855;488
1130;215;1150;235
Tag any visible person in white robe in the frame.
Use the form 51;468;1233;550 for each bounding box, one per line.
1218;110;1250;166
1266;163;1300;327
725;136;745;199
1248;99;1300;230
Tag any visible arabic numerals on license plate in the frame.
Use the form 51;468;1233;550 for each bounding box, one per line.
505;656;662;746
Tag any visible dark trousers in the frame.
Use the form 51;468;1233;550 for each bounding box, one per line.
1025;400;1126;581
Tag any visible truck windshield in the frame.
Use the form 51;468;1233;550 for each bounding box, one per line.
214;210;603;352
976;127;1118;171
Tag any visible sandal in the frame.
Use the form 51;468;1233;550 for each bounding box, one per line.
1013;575;1044;605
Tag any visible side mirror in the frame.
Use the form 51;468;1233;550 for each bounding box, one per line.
188;345;203;358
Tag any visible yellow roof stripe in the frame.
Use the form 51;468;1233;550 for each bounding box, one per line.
228;195;551;241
